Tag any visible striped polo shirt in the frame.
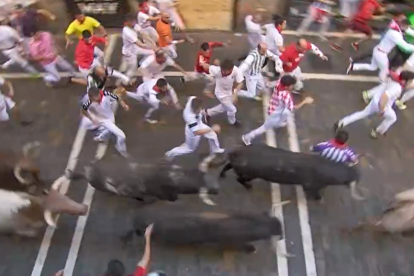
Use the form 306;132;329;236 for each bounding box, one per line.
310;139;358;163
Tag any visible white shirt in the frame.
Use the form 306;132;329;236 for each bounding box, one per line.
373;79;402;108
122;25;143;55
209;65;244;99
0;25;22;51
137;6;160;28
81;91;118;121
376;28;414;55
140;54;175;76
245;15;264;49
0;77;5;110
264;23;283;56
184;96;204;132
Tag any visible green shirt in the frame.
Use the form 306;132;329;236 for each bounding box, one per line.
400;12;414;52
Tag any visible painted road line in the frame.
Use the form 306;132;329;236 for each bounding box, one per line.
30;34;119;276
262;92;288;276
63;59;127;276
0;72;379;82
286;115;317;276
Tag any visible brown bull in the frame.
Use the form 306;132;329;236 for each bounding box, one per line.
0;176;88;237
0;142;44;194
349;188;414;234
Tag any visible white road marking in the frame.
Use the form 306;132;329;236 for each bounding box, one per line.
262;93;288;276
286;114;317;276
30;34;119;276
0;71;379;82
63;59;127;276
282;30;380;39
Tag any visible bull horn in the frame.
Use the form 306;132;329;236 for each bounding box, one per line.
22;141;42;158
350;181;366;201
273;200;291;207
44;210;58;228
199;154;217;173
14;165;30;184
199;187;216;206
51;176;67;192
103;178;119;194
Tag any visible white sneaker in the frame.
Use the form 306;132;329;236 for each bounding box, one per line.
145;118;158;124
242;135;251;146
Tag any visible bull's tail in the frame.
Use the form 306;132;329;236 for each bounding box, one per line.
219;163;233;178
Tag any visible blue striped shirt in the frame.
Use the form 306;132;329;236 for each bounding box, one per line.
310;140;358;164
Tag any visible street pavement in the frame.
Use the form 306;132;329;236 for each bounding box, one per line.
1;32;414;276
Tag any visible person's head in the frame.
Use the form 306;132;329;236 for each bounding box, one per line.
155;78;169;92
280;75;297;91
296;38;309;53
220;59;234;76
140;1;150;12
191;97;203;114
334;129;349;145
88;87;102;102
399;70;414;82
257;42;268;55
14;4;25;17
155;50;167;64
125;13;137;27
160;11;170;24
394;12;408;29
75;12;86;23
82;30;93;43
104;259;126;276
273;15;286;30
200;42;211;55
93;66;107;78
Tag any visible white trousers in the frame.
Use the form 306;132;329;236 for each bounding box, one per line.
80;116;127;152
123;48;154;79
353;48;389;82
238;74;265;98
162;44;178;59
297;5;331;35
141;26;159;46
207;95;237;124
165;124;224;158
42;56;76;83
339;97;397;135
2;47;37;73
400;88;414;104
247;33;265;50
0;94;16;121
339;0;360;18
244;110;290;142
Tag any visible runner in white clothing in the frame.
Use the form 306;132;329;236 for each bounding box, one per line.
347;15;414;82
201;59;244;126
335;71;414;139
165;96;224;160
263;15;286;56
121;78;180;124
80;87;130;157
244;10;265;50
122;14;156;80
138;50;188;81
0;24;38;74
137;1;161;45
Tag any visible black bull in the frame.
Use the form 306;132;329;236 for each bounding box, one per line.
121;202;283;253
68;159;220;205
210;144;364;201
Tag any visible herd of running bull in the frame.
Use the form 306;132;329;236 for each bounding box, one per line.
1;138;414;253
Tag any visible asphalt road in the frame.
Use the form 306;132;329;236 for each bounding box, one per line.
1;32;414;276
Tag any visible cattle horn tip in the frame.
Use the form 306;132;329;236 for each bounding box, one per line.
350;181;366;201
14;165;30;185
51;176;67;191
274;200;291;207
199;187;216;206
44;211;58;228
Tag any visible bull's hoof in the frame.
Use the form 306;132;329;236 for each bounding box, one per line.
243;244;257;254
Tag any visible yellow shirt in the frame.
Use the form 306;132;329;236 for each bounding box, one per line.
65;16;101;38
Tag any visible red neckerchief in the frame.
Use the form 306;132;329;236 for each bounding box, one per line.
140;2;149;14
97;90;104;103
152;85;161;93
276;26;283;34
275;81;286;94
388;19;402;33
330;139;346;148
389;71;406;86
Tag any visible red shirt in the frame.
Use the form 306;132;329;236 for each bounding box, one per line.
195;42;223;73
75;36;106;69
279;42;311;73
268;80;294;114
123;266;146;276
354;0;381;21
